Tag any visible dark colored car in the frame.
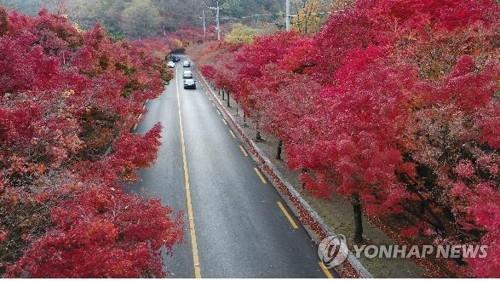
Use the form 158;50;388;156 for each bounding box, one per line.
184;79;196;89
171;55;181;62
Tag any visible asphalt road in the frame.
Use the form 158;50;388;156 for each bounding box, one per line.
132;56;332;278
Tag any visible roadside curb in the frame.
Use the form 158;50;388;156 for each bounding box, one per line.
196;70;373;278
132;102;149;132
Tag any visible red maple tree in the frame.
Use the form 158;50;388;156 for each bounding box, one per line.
194;0;499;276
0;7;182;277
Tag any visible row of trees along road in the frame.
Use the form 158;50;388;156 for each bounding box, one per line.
0;7;182;277
194;0;499;277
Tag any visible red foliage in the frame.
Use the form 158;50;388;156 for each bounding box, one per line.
0;7;181;277
6;187;181;278
195;0;499;276
108;124;163;181
235;32;303;114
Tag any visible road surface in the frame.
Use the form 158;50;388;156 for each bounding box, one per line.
132;56;333;278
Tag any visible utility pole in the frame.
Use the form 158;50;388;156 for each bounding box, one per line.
208;1;221;41
216;1;221;41
202;9;207;40
285;0;291;31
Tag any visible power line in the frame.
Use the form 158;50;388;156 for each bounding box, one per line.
200;0;333;37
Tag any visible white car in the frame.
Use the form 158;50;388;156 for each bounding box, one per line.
184;79;196;89
183;70;193;79
183;60;191;68
167;61;176;68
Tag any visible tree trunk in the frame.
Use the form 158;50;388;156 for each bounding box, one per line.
276;140;283;160
256;131;262;142
351;193;364;243
227;92;231;107
243;112;248;127
255;122;263;142
301;168;307;189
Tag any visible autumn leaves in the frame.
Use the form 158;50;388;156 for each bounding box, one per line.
194;0;499;276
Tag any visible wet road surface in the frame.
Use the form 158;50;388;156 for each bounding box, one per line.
132;56;333;278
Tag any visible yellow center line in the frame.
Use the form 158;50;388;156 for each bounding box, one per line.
239;145;249;157
319;262;334;278
229;130;236;138
254;167;267;184
277;201;299;230
176;67;202;278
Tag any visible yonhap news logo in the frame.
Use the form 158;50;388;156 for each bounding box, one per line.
318;234;349;268
352;244;488;260
318;234;489;268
